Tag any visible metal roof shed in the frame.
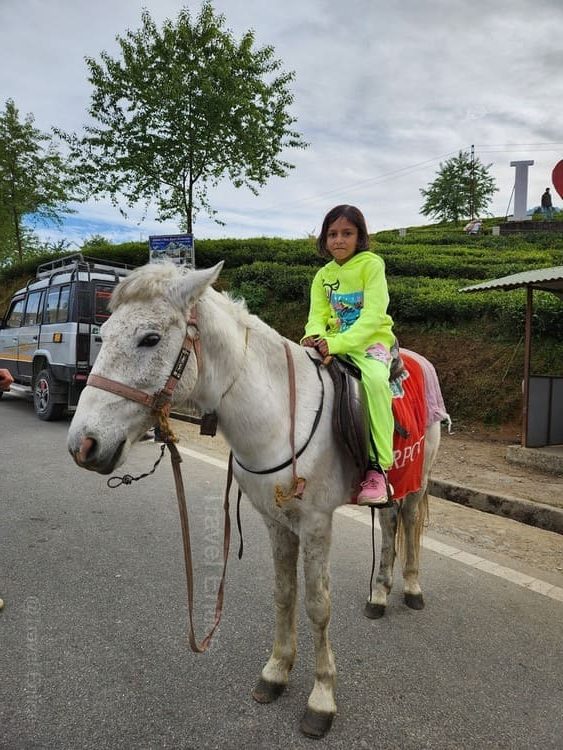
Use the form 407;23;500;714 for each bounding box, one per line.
460;266;563;449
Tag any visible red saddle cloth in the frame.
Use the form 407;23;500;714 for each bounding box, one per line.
387;351;427;500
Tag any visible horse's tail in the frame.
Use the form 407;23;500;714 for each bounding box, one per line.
395;490;429;568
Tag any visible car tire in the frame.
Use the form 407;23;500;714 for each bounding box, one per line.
33;368;66;421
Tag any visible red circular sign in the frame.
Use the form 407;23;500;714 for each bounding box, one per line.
552;160;563;200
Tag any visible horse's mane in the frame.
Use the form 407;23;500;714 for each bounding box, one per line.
110;262;190;311
109;262;272;340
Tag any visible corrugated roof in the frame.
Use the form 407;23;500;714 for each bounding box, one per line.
459;266;563;295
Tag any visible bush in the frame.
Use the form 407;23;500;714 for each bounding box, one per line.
231;262;315;303
388;277;562;336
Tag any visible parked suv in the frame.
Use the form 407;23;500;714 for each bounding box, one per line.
0;254;132;420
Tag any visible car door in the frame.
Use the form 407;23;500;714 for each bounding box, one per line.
90;283;114;365
17;290;45;382
0;296;25;378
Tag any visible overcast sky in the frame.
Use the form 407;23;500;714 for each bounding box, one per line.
2;0;563;245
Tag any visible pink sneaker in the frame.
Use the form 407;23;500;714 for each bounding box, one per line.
357;470;392;506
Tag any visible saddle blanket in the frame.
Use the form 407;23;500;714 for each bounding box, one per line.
387;351;427;500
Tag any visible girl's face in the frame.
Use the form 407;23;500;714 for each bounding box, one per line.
326;216;359;265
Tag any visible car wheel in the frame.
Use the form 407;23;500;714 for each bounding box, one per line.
33;368;66;421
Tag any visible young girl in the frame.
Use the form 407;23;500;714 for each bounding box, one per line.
301;205;395;506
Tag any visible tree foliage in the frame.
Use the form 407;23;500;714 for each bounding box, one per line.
420;150;498;224
0;99;77;264
66;2;307;232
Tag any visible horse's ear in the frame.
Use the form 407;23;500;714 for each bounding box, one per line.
175;261;224;308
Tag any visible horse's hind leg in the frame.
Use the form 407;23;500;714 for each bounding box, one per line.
399;490;428;610
364;503;399;619
399;421;438;610
300;517;336;739
252;520;299;704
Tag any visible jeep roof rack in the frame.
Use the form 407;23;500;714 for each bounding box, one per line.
36;253;136;280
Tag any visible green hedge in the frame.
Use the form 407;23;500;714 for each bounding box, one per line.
229;262;562;337
0;237;324;281
1;227;561;342
231;262;315;304
388;277;562;335
378;244;557;280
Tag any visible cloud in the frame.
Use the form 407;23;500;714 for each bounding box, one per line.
2;0;563;243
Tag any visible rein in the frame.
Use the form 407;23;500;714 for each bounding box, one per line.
86;316;323;649
87;309;230;654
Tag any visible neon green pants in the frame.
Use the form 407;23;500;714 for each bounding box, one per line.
347;351;394;470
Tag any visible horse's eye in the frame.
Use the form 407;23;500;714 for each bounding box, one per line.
139;333;161;347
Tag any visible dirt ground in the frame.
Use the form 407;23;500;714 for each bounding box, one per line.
169;418;562;578
434;428;562;509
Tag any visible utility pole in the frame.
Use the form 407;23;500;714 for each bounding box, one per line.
470;144;475;219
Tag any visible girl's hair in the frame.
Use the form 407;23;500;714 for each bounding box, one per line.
317;204;370;259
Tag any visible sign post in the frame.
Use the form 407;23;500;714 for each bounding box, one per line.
509;160;534;221
148;234;195;268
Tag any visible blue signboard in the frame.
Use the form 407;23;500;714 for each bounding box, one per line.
148;234;195;268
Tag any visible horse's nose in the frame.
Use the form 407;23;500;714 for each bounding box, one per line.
74;436;97;466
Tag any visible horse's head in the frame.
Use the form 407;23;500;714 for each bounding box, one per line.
67;261;223;474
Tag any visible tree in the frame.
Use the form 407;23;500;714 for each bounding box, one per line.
65;3;307;233
0;99;78;264
420;150;498;224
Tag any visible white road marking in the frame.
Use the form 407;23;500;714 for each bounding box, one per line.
176;445;230;470
170;444;563;604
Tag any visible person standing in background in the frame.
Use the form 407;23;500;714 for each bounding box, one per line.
541;188;553;219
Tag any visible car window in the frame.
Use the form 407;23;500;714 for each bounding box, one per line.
23;290;44;326
57;286;70;323
4;298;25;328
94;285;113;325
46;285;71;324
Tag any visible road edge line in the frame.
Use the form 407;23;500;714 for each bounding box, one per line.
172;444;563;604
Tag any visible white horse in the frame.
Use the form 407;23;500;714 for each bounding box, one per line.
67;262;442;738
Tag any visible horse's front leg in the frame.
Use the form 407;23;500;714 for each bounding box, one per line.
252;519;299;704
300;515;336;739
365;503;399;619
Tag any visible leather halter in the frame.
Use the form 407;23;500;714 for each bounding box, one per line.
86;310;201;424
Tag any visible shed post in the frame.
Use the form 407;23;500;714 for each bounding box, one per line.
521;285;533;447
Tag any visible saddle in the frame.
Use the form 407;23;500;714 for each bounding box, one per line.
325;350;406;471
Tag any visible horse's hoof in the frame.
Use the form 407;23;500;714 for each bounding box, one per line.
364;601;386;619
300;708;334;738
252;678;286;704
404;593;425;610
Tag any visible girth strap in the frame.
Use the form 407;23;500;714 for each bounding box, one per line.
233;350;324;478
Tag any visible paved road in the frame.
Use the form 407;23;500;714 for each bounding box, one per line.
1;395;563;750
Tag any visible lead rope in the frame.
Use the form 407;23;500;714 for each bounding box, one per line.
92;308;233;653
107;423;232;654
168;439;231;653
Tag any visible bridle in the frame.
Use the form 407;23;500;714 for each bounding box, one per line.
84;307;325;652
87;309;201;435
85;308;230;654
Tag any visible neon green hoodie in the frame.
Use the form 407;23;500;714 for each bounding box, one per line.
303;251;395;355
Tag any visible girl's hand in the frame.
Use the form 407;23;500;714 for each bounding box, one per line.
301;337;318;348
316;338;329;357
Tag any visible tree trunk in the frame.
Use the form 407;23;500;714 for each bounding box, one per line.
12;206;23;263
186;178;193;235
